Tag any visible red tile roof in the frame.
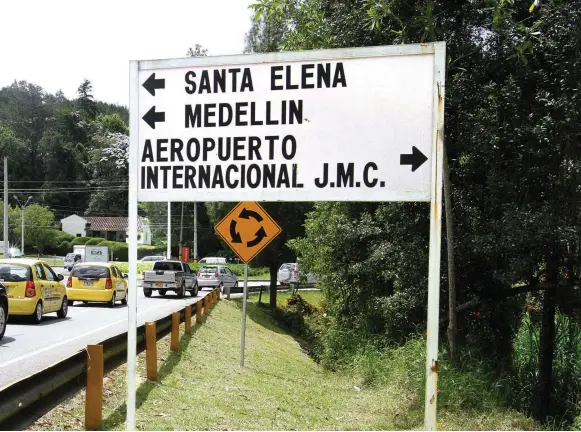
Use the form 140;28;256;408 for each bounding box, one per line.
85;216;145;232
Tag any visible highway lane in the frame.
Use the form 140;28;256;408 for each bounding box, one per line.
0;287;213;390
0;273;272;390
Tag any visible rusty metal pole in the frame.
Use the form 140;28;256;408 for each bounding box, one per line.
145;322;157;381
85;345;103;431
424;41;446;431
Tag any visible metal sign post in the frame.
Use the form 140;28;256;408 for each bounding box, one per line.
240;263;249;367
129;42;445;431
127;60;139;432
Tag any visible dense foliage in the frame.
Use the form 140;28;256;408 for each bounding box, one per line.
250;0;581;424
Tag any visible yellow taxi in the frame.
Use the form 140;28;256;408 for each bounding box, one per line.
0;258;68;324
66;262;128;307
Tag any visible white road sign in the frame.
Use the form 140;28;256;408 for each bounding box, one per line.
135;45;439;202
127;43;445;432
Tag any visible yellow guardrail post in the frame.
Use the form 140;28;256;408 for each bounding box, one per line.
85;344;103;431
145;322;157;381
171;312;180;352
185;305;192;334
196;300;203;323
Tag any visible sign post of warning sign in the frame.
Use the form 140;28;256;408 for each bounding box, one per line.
128;43;446;431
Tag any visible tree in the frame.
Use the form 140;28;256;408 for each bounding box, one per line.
13;204;56;254
0;126;24;157
186;44;208;57
251;0;581;421
77;79;97;120
86;131;129;215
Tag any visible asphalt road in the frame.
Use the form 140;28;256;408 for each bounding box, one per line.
0;271;269;391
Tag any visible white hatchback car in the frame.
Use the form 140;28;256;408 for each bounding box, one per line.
277;263;316;285
197;265;238;292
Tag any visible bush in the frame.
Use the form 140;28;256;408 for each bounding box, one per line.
85;237;106;245
56;240;72;256
110;242;128;261
507;312;581;425
137;245;166;259
71;237;91;245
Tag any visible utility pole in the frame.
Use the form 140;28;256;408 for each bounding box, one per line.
179;202;184;259
193;202;198;262
167;202;171;259
14;195;32;255
3;157;8;258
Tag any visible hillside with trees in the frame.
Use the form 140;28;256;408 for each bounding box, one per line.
0;79;219;256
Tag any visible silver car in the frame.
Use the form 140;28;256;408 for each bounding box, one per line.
277;263;316;285
197;265;238;292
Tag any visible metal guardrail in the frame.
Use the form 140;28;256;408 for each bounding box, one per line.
0;308;178;429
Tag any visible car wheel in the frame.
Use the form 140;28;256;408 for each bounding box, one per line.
67;299;75;307
219;283;224;294
107;292;116;308
159;289;167;296
57;297;68;318
177;283;185;299
192;283;199;297
143;288;152;298
121;292;128;305
31;301;43;324
0;302;7;340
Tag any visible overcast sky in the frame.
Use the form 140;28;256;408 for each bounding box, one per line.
0;0;254;106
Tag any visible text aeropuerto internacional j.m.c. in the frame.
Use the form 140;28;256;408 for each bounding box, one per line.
140;61;428;192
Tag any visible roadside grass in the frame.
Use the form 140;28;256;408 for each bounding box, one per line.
27;295;539;431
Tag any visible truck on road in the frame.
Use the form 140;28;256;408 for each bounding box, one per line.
64;245;109;271
142;260;198;298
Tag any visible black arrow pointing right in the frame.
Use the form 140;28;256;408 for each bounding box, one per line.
247;227;267;247
142;106;165;129
142;73;165;96
400;146;428;172
230;220;242;243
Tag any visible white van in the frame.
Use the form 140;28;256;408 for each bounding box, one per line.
198;257;227;264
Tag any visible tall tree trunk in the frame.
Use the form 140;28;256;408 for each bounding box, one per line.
444;146;459;365
269;261;278;309
537;255;558;420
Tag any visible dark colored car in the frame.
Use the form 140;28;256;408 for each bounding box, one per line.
0;282;8;340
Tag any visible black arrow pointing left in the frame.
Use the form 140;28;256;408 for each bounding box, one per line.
142;73;165;96
247;227;267;247
239;207;263;222
142;106;165;129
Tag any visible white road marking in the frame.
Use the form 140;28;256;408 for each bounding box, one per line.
0;295;205;369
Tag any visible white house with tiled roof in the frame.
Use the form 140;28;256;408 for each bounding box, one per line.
60;214;152;245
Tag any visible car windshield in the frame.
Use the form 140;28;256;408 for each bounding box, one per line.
0;264;30;282
153;262;183;271
199;266;218;273
71;265;110;279
279;264;296;271
65;253;76;260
